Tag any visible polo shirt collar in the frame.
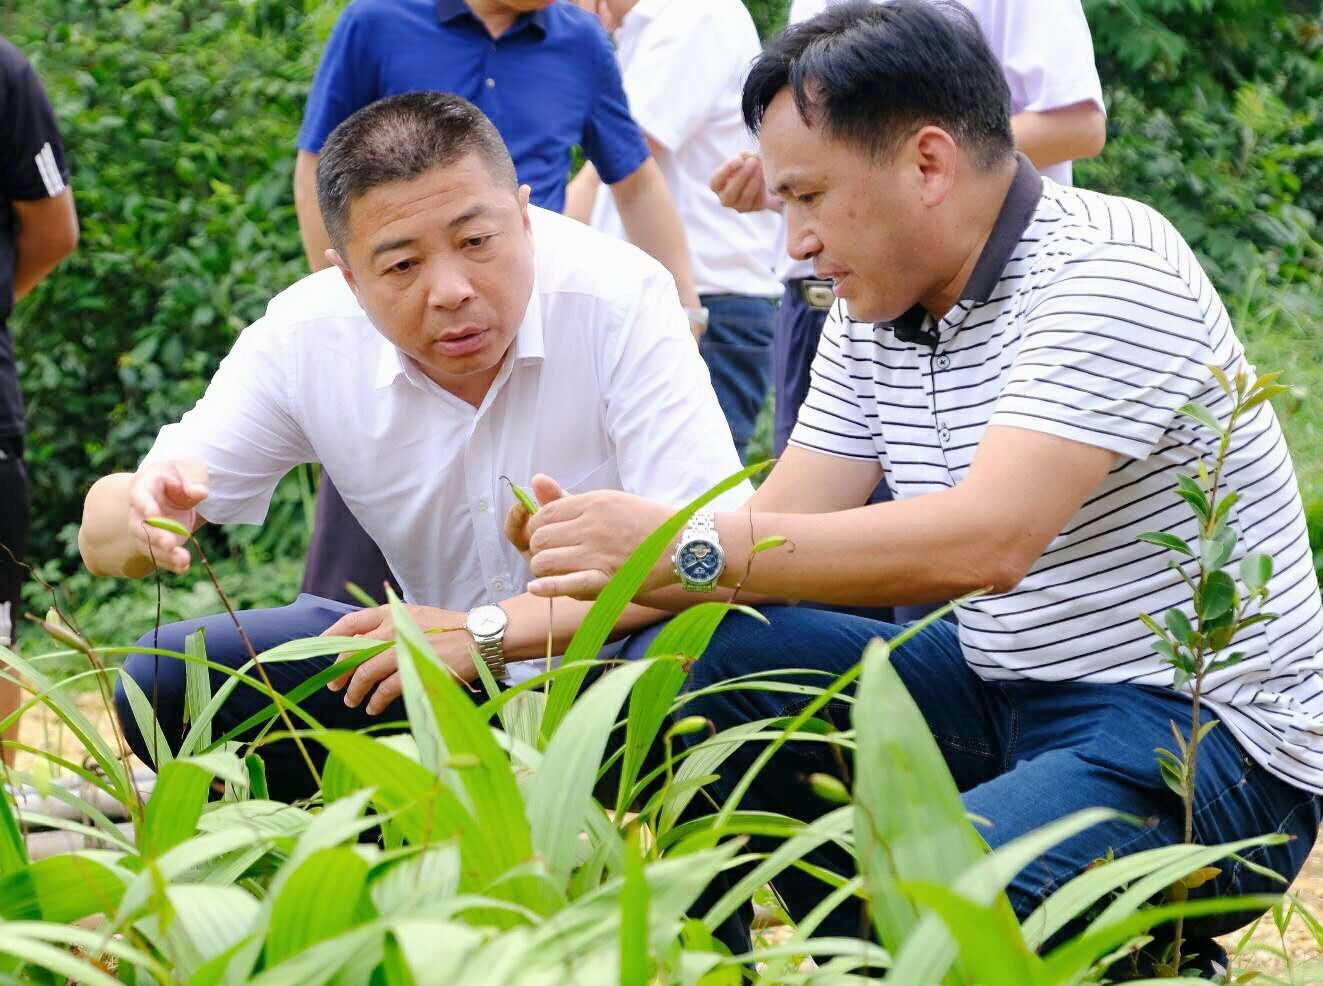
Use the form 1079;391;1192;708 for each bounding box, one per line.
890;153;1042;346
374;274;546;392
434;0;549;37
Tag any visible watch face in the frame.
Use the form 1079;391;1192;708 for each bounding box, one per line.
677;538;723;584
467;605;507;637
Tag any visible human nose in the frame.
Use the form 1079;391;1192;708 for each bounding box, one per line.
785;209;823;262
425;259;477;310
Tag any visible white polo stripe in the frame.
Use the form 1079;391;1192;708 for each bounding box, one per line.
34;142;65;196
792;171;1323;794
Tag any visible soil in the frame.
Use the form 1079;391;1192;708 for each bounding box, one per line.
10;694;1323;980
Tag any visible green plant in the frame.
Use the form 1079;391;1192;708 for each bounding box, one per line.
1137;369;1291;975
0;463;1294;983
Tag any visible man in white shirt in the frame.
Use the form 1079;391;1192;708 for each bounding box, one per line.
566;0;783;462
516;3;1322;972
78;91;747;801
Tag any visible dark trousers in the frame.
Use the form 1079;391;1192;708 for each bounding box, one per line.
698;293;777;462
683;605;1323;974
0;435;29;647
300;476;398;604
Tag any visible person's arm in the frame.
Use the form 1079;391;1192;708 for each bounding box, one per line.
320;590;671;715
521;428;1115;607
1011;102;1106;172
563;160;600;225
79;462;211;578
13;189;78;300
293;4;375;270
608;156;700;312
294;150;333;272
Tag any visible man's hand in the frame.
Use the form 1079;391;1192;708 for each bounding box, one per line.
127;462;209;574
503;473;572;560
523;483;673;600
323;604;473;716
710;151;779;214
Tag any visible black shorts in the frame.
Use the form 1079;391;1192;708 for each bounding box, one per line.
0;435;29;645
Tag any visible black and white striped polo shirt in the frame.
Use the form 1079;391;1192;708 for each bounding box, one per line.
792;155;1323;793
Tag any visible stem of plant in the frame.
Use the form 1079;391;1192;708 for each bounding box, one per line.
187;531;324;791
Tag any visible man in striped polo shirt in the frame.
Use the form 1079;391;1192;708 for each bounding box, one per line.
515;0;1323;969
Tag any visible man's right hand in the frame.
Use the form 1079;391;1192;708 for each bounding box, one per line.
710;151;779;214
127;461;210;573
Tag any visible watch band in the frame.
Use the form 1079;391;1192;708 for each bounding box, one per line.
686;510;718;540
474;636;507;679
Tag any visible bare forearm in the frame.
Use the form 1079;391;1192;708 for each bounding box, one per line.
695;492;1024;608
1011;103;1107;171
500;592;668;662
611;159;700;307
294;151;333;272
79;474;153;578
563;162;600;224
13;192;78;301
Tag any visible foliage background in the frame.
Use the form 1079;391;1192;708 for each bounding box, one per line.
0;0;1320;649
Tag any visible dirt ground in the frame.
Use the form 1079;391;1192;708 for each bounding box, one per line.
10;694;1323;980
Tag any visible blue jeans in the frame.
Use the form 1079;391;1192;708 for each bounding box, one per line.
771;280;829;458
683;606;1322;973
699;294;776;461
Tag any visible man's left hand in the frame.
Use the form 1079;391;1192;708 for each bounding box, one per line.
323;604;473;715
525;484;673;600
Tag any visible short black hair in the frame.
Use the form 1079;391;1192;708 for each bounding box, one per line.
316;91;519;249
743;0;1014;169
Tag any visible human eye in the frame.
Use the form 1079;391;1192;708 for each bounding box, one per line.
463;233;496;250
384;258;417;275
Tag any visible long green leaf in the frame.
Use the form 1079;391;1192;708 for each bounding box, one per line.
620;824;650;986
615;602;763;817
541;461;769;741
0;786;26;876
901;882;1046;986
526;660;654;881
0;854;125;922
387;593;549;917
852;639;987;980
140;751;245;858
265;847;370;965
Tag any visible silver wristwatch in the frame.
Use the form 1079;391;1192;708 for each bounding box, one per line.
672;510;725;592
465;604;509;678
683;305;710;330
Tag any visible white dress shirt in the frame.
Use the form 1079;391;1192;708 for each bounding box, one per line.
144;207;749;662
778;0;1105;280
588;0;782;298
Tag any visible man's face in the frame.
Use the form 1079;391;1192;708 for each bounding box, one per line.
334;156;535;399
760;88;931;324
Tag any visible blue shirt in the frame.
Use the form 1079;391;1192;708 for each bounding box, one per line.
298;0;651;212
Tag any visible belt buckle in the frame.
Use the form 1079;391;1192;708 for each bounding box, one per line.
799;279;835;311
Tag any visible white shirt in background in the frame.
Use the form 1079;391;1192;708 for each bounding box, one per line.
144;207;750;681
589;0;782;299
778;0;1105;280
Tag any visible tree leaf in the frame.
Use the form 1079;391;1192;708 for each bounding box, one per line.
1177;401;1224;436
1199;570;1238;622
1240;553;1273;593
1137;532;1194;556
1164;608;1195;645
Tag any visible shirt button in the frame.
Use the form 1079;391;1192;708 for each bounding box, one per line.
939;427;952;444
477;497;490;512
485;77;496;88
935;354;950;370
492;578;505;591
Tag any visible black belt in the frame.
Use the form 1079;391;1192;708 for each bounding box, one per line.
790;277;835;311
